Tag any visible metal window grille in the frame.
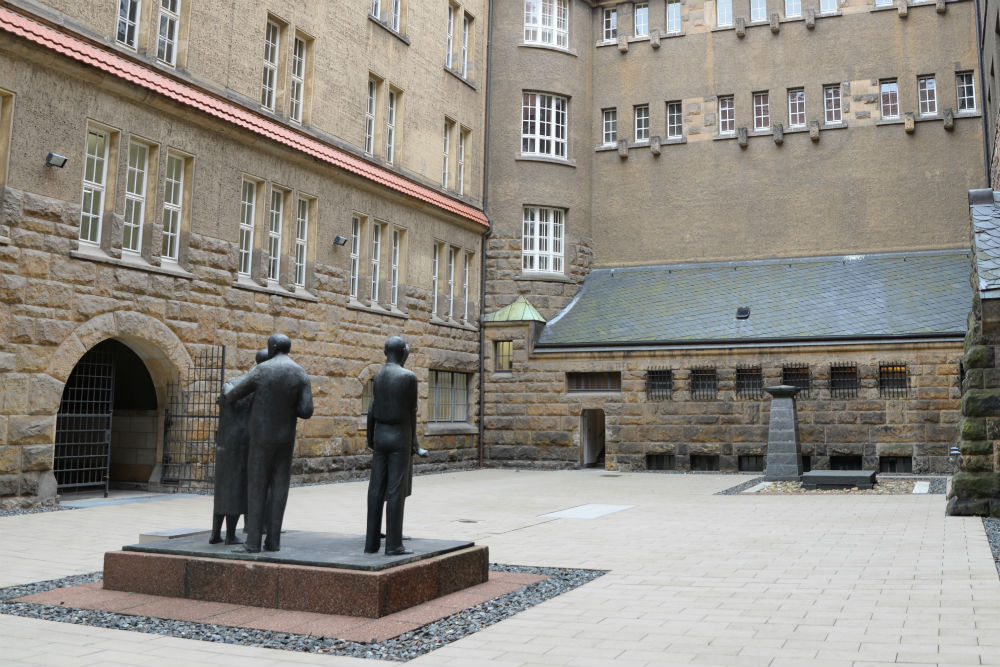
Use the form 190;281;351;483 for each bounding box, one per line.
782;364;810;397
361;379;373;416
829;363;858;398
738;455;764;472
54;347;115;492
162;345;225;487
690;454;720;471
879;456;913;473
735;365;763;399
646;368;672;400
646;454;675;470
690;367;717;400
429;370;469;422
495;340;513;371
567;372;621;392
878;362;907;398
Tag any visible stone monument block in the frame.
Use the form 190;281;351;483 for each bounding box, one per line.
764;385;802;482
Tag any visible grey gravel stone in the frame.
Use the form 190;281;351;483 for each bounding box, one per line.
985;517;1000;576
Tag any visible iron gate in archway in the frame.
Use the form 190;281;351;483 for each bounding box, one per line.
161;345;225;487
54;346;115;493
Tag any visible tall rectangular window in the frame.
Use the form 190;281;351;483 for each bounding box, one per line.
735;366;763;399
602;108;617;146
349;215;361;298
820;0;836;13
603;8;617;41
431;243;440;316
634;3;648;36
524;0;569;48
238;179;256;275
370;222;382;302
80;129;109;244
666;101;683;139
495;340;513;371
261;21;280;110
429;370;469;422
753;92;770;131
522;205;564;274
457;130;466;195
634;104;650;142
290;36;307;123
386;89;397;164
161;153;184;261
461;14;470;77
830;363;859;398
719;96;735;135
785;0;801;17
365;79;377;155
463;251;470;321
880;80;899;119
371;0;381;20
391;0;401;31
446;4;455;67
690;368;718;400
294;198;309;287
787;89;805;128
157;0;180;65
918;76;937;116
442;121;451;188
122;140;148;254
879;363;907;398
957;71;976;111
390;229;400;306
717;0;732;27
267;189;284;281
824;85;842;124
666;2;681;33
117;0;141;48
751;0;766;22
522;92;567;158
447;247;456;318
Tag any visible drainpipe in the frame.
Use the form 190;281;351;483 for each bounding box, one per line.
477;0;496;469
975;0;990;185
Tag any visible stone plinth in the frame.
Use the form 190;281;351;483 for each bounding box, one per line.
801;470;876;490
103;531;489;618
764;385;802;482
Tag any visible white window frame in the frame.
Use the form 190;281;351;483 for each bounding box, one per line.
918;76;937;116
820;0;837;13
431;243;440;316
874;0;892;6
787;89;805;128
446;5;455;67
524;0;569;48
267;188;283;282
634;3;649;37
294;197;308;287
370;222;382;302
522;205;564;274
457;131;466;195
442;121;451;188
390;228;400;307
666;101;683;139
717;0;732;27
634;104;649;143
80;129;109;245
603;8;617;41
666;2;681;33
391;0;401;31
365;79;377;155
447;246;456;318
386;89;397;164
117;0;141;49
156;0;180;66
349;215;361;299
290;36;306;123
785;0;801;17
161;153;183;262
719;96;735;135
238;179;256;276
751;0;766;22
824;85;842;124
462;251;470;321
123;140;148;254
521;92;567;158
371;0;381;20
261;21;279;111
461;14;470;78
880;80;899;119
957;71;977;112
602;108;617;146
753;92;770;131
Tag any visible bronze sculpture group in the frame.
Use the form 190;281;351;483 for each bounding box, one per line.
212;333;427;556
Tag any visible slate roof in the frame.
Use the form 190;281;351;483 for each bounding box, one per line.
483;296;546;323
0;7;489;229
969;189;1000;295
538;250;970;347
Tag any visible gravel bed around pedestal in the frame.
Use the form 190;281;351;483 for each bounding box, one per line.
715;477;765;495
986;518;1000;577
0;505;75;518
718;476;949;495
0;564;605;662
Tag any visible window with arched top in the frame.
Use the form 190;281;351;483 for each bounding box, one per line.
361;379;374;416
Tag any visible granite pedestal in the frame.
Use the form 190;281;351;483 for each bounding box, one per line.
801;470;877;490
764;385;803;482
103;531;488;618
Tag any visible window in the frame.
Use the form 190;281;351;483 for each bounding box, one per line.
781;364;810;397
739;455;764;472
647;454;675;470
294;197;309;287
370;222;382;302
390;228;400;307
457;130;467;195
879;363;907;398
820;0;836;13
370;0;381;20
267;188;284;281
365;78;377;155
603;7;617;41
787;89;805;128
161;153;185;262
717;0;732;27
957;71;976;111
361;379;373;416
785;0;801;17
496;340;513;371
824;85;842;124
646;368;672;400
524;0;569;48
462;251;471;321
602;108;617;146
116;0;141;48
880;80;899;119
431;243;440;316
634;3;648;36
447;246;456;318
446;4;455;67
718;96;735;135
157;0;180;65
521;92;567;158
123;140;149;254
391;0;402;31
829;363;859;398
261;20;280;110
879;456;912;473
917;76;936;116
349;215;361;299
567;372;621;392
735;366;763;399
875;0;892;5
80;129;110;245
634;105;650;143
290;36;307;123
442;120;452;188
666;2;681;33
429;370;469;422
522;205;564;274
690;368;717;400
461;14;470;77
753;92;770;131
666;101;683;139
751;0;766;22
386;88;398;164
238;179;258;276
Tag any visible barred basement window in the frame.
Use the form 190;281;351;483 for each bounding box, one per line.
646;368;672;400
830;455;862;470
646;454;675;470
690;454;720;471
781;364;810;397
879;362;907;398
879;456;912;473
735;366;763;399
829;363;858;398
690;367;717;400
567;372;621;392
738;455;764;472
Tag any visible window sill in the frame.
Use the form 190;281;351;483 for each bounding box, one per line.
713;133;738;141
628;35;650;43
424;422;478;436
663;136;687;145
444;66;478;91
70;244;195;279
869;4;898;11
519;42;578;57
821;122;848;130
347;298;409;318
567;390;622;397
430;316;477;331
233;274;318;301
816;10;843;18
595;144;618;152
516;273;572;283
875;118;905;126
595;39;619;48
710;25;734;32
368;15;411;45
515;155;576;168
956;110;982;119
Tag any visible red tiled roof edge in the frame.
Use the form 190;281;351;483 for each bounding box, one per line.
0;6;490;229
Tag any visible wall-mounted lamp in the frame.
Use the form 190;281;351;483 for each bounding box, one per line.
45;152;68;168
333;235;348;246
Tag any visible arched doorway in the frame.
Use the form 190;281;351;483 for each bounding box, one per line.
54;339;159;494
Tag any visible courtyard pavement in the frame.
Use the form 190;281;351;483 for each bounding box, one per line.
1;469;998;666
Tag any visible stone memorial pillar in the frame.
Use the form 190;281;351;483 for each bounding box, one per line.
764;385;802;482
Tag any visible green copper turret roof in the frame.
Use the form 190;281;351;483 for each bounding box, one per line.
483;296;546;323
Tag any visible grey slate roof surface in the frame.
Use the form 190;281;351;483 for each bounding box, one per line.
538;250;970;346
970;189;1000;294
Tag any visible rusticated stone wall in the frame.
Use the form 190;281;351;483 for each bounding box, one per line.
483;323;961;473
